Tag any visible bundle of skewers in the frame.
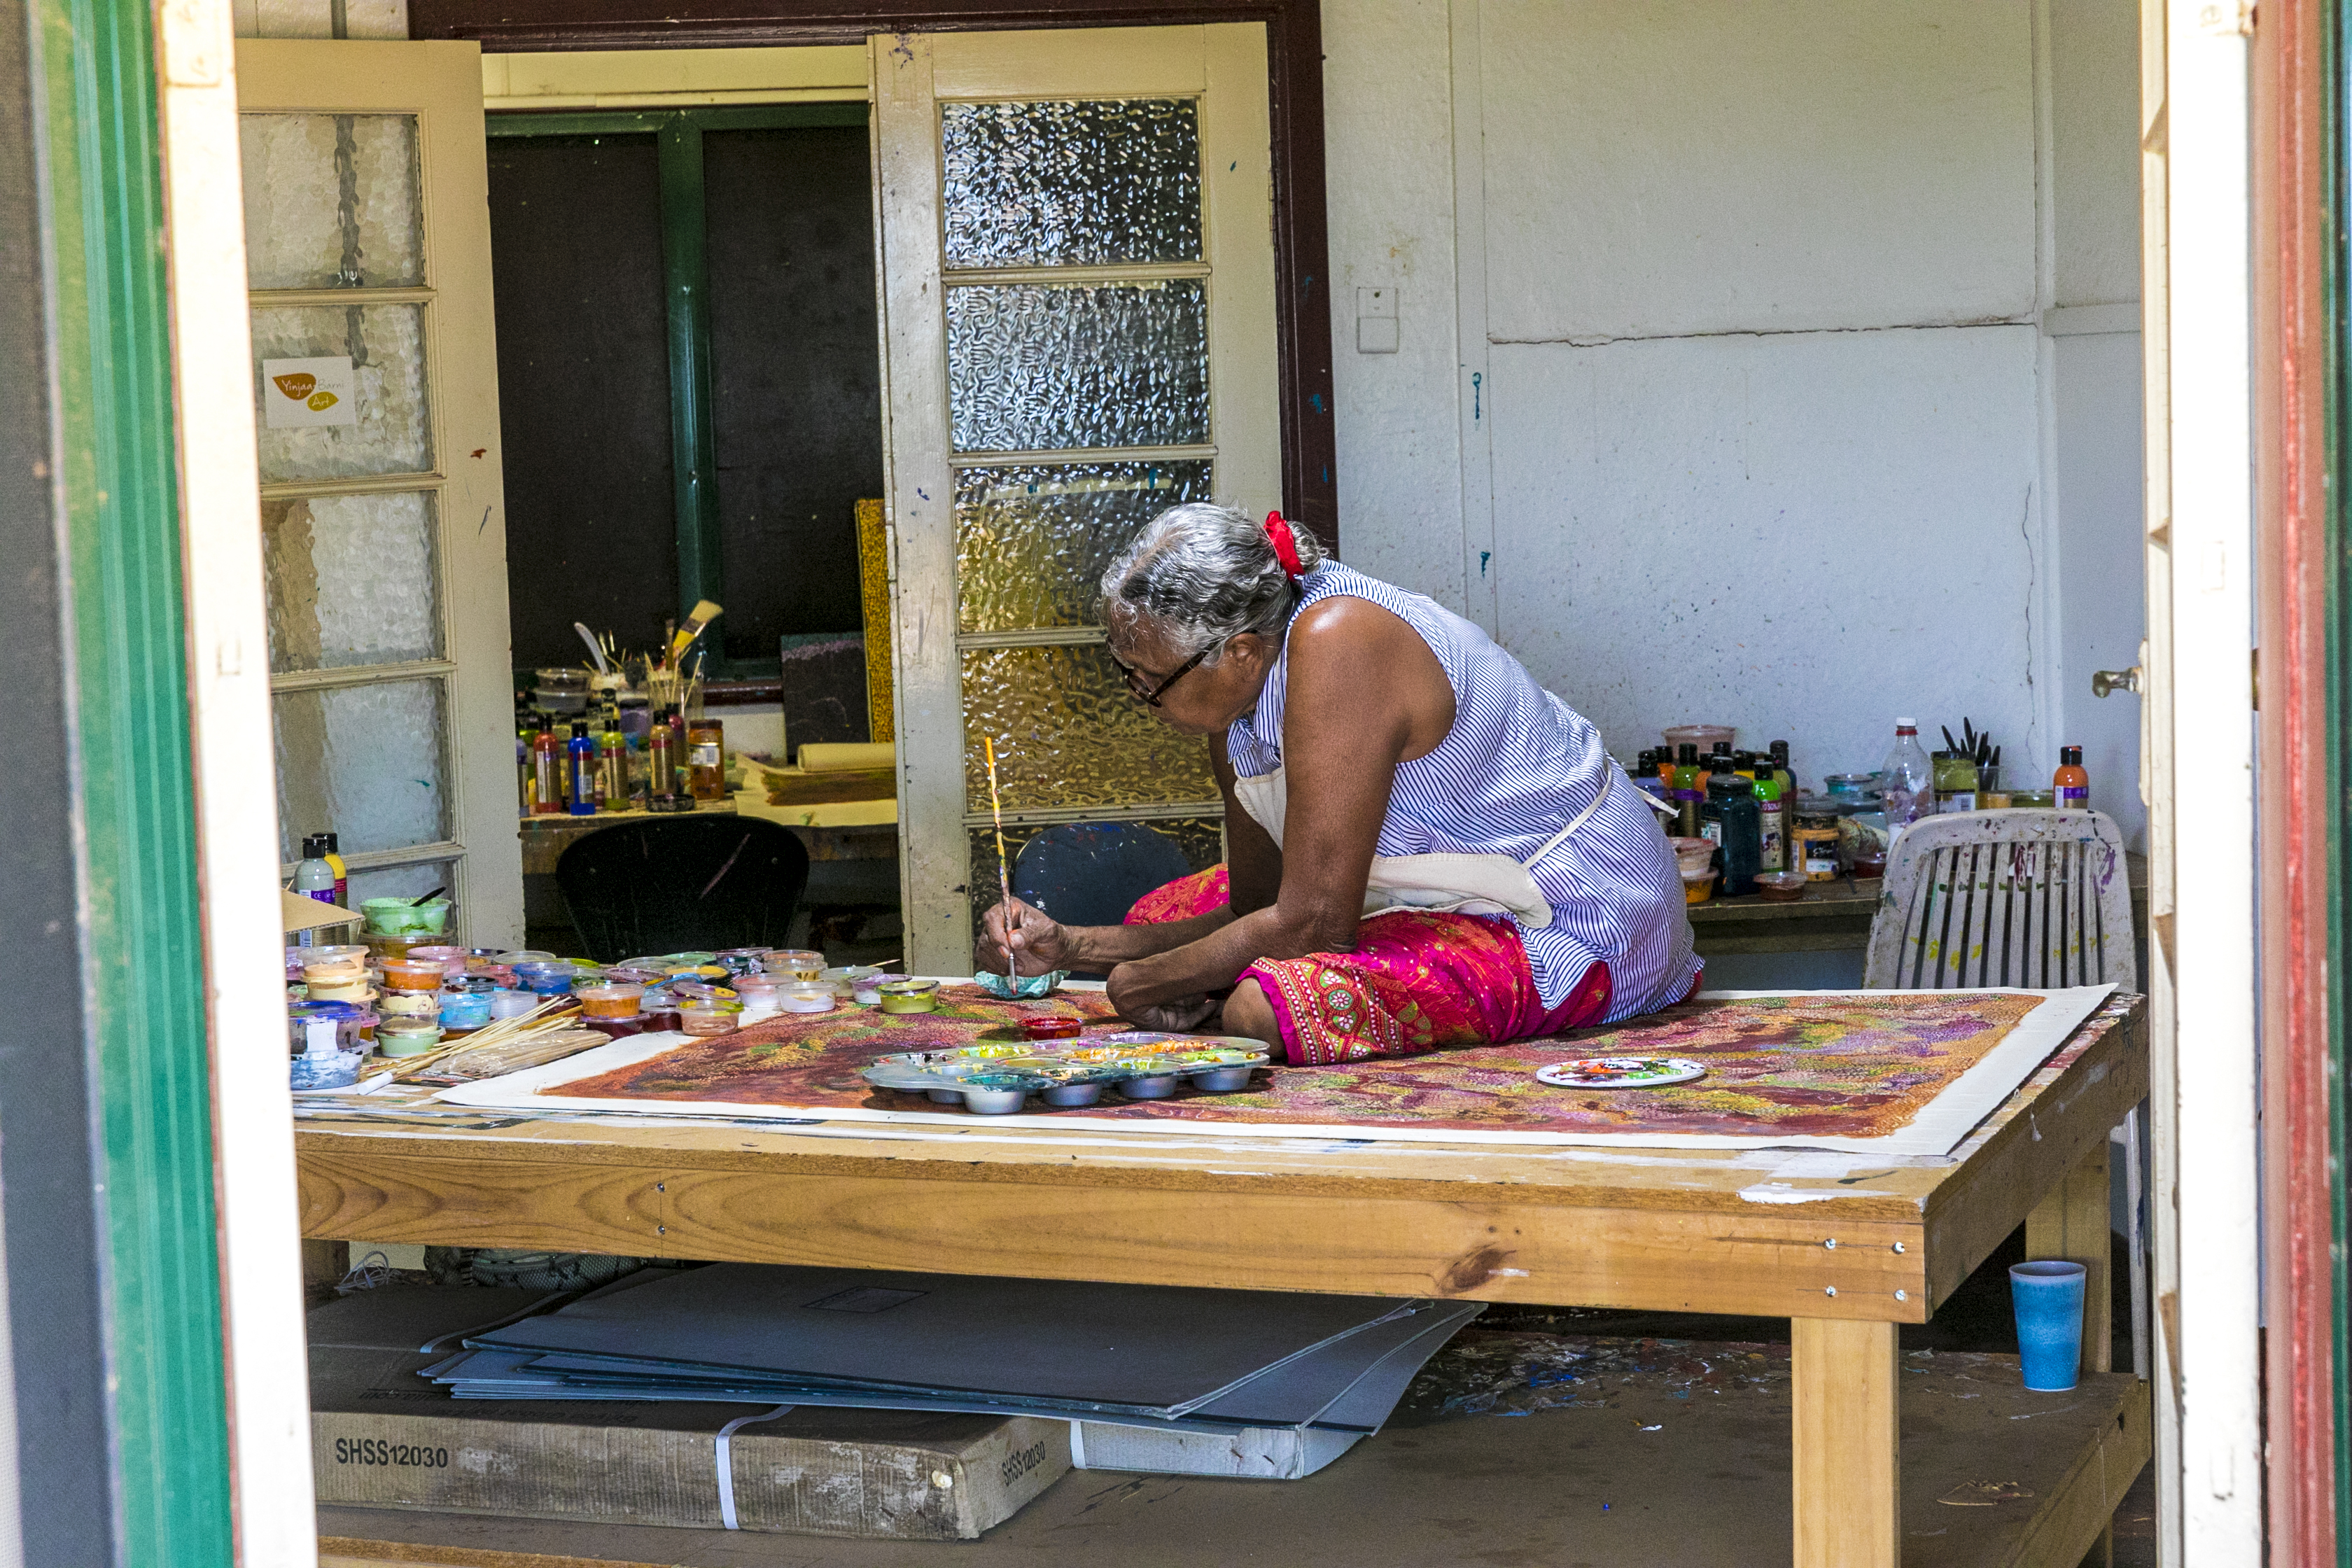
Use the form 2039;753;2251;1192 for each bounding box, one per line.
386;995;608;1086
1940;718;2001;791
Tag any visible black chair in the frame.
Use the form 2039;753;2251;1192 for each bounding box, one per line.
1011;822;1197;977
554;816;811;962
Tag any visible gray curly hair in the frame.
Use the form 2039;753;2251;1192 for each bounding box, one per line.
1099;503;1328;664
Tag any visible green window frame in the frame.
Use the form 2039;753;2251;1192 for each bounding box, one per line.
489;103;870;681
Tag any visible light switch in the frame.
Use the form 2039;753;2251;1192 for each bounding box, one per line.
1357;286;1399;354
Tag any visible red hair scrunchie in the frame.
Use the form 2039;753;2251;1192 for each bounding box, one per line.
1263;510;1305;582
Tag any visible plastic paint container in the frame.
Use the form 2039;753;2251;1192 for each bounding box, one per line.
1021;1017;1082;1042
374;1019;442;1057
575;983;647;1019
304;976;374;1004
488;988;538;1021
678;1003;741;1037
375;989;440;1019
289;1049;364;1091
361;897;451;937
779;986;835;1014
288;1001;368;1057
380;958;447;993
641;1008;682;1034
492;950;558;967
438;988;493;1031
762;950;825;981
877;979;939;1014
512;960;578;997
581;1014;649;1040
1682;866;1719;905
408;944;467;976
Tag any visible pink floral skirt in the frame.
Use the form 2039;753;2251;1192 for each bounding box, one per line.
1124;864;1614;1065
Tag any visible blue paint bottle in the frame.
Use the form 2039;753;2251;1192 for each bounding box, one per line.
567;720;597;815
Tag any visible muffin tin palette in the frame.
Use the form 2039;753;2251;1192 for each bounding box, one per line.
861;1031;1270;1114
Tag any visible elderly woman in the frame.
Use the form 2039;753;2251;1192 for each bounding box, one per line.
976;503;1698;1065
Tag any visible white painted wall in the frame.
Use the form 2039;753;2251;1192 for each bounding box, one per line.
1323;0;2145;845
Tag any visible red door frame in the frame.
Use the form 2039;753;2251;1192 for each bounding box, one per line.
2254;0;2339;1559
409;0;1340;552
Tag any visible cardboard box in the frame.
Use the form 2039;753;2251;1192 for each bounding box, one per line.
309;1284;1069;1539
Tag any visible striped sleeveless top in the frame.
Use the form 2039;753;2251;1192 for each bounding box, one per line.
1225;562;1700;1020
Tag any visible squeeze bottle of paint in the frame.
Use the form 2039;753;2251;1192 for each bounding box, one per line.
567;722;597;815
648;708;678;803
319;831;349;906
531;718;562;816
1770;740;1795;804
1752;769;1785;873
1672;744;1703;838
1880;718;1933;831
290;841;336;947
2053;746;2090;810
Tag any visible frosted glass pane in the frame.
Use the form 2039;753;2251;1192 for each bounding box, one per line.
239;113;424;288
967;815;1223;934
252;304;433;482
962;644;1214;812
941;99;1200;270
956;460;1210;633
274;678;449;860
946;281;1208;453
263;491;441;673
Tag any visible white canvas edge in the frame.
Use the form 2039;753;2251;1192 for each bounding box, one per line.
437;985;2118;1156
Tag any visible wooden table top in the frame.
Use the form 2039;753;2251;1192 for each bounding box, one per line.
295;995;2143;1326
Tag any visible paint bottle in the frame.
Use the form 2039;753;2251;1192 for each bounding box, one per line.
2054;746;2090;810
1752;767;1785;873
567;722;597;815
517;705;536;812
687;718;727;801
531;718;562;816
1703;776;1763;897
318;831;348;906
1672;743;1703;839
598;707;629;811
648;707;678;804
1769;739;1795;804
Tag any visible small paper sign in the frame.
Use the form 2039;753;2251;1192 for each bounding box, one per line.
261;355;358;428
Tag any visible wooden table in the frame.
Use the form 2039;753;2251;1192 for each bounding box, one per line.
1688;855;2150;956
296;996;2146;1567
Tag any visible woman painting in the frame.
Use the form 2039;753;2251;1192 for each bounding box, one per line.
976;503;1698;1065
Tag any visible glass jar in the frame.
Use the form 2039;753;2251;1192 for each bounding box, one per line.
686;718;727;801
1931;750;1979;813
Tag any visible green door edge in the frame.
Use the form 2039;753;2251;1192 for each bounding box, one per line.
32;0;233;1559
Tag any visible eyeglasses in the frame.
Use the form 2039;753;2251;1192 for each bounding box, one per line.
1108;641;1217;707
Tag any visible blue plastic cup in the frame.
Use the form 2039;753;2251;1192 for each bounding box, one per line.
2010;1260;2087;1391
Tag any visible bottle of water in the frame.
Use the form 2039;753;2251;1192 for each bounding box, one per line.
1881;718;1933;832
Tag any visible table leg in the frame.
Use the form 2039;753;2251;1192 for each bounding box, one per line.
1792;1316;1900;1567
2025;1139;2112;1373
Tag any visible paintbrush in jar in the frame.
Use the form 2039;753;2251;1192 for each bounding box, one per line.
982;736;1016;962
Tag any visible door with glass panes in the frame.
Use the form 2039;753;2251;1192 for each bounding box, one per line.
237;41;524;946
874;26;1281;972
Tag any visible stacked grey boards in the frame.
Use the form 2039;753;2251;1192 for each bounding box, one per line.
308;1282;1070;1538
426;1264;1483;1448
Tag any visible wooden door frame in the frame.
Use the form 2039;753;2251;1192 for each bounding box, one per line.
409;0;1340;554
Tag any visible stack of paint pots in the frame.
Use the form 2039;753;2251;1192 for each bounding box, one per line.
573;982;649;1040
374;955;447;1059
288;1000;371;1089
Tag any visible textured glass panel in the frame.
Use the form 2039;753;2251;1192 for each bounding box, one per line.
274;678;450;860
239;113;424;288
262;491;441;673
947;281;1208;453
967;815;1224;934
956;461;1211;633
941;99;1200;269
253;304;433;482
962;644;1215;811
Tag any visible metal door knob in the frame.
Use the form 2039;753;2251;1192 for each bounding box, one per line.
2092;667;2142;698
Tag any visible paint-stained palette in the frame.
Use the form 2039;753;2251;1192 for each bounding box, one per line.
1534;1057;1707;1090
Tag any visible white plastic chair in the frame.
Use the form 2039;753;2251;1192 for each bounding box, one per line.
1865;807;2146;1379
1865;808;2134;991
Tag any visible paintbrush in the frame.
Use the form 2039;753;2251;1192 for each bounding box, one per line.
982;736;1016;965
667;599;723;665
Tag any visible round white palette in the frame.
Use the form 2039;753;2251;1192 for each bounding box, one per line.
1534;1056;1706;1089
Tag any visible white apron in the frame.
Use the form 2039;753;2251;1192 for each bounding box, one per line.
1230;766;1619;931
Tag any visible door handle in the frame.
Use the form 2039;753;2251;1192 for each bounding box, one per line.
2092;667;2142;699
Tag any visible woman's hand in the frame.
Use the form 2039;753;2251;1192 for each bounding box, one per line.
1105;964;1219;1032
976;896;1077;977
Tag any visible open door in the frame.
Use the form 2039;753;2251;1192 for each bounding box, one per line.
873;25;1282;973
237;40;524;947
